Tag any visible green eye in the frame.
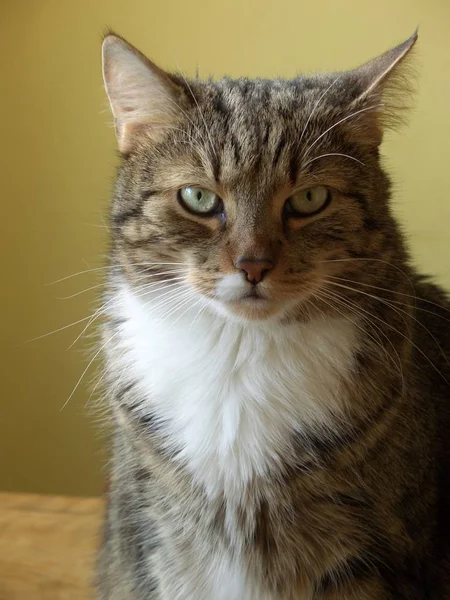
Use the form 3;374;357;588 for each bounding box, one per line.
287;186;330;217
179;186;221;215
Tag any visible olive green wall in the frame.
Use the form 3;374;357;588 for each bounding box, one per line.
1;1;449;496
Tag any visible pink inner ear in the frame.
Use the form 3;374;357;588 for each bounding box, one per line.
102;35;184;153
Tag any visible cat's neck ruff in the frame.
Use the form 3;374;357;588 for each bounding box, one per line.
110;280;359;498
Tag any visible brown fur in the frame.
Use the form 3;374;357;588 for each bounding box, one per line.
97;32;450;599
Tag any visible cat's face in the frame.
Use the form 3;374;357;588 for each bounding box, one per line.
104;34;416;322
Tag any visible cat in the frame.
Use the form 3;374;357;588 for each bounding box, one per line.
97;30;450;599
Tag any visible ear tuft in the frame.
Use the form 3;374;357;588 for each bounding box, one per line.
355;30;418;101
102;34;185;154
347;31;418;145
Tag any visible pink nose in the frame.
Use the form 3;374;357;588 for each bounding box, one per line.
234;258;274;284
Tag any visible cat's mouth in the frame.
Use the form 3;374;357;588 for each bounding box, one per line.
211;273;282;319
210;286;297;322
224;288;277;319
241;289;267;302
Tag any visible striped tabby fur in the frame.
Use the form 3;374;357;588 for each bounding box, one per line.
97;31;450;599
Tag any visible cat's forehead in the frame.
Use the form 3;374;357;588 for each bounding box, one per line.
197;75;358;118
158;75;360;190
129;73;368;196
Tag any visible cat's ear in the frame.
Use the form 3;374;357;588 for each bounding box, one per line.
346;31;418;144
102;33;186;154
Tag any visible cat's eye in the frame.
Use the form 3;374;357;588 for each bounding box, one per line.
286;186;331;217
178;186;222;215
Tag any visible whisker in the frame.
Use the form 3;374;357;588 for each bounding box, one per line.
304;153;365;167
318;288;406;393
25;314;99;344
47;262;186;285
176;68;218;162
319;258;416;295
325;274;450;319
57;269;185;300
312;291;383;355
61;329;120;411
82;222;110;229
156;298;194;326
323;283;448;384
57;283;105;300
149;88;207;144
299;75;341;146
63;283;193;411
67;278;185;350
145;124;212;166
323;279;450;369
150;289;195;319
101;216;110;234
87;366;109;408
137;285;193;319
189;298;208;329
316;289;390;361
166;293;203;329
302;104;383;161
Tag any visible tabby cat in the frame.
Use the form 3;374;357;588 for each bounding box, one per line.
97;31;450;599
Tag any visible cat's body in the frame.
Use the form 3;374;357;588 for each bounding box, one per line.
97;32;450;598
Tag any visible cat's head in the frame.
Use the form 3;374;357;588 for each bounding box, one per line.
102;32;416;322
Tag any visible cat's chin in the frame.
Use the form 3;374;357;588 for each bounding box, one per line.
211;297;291;322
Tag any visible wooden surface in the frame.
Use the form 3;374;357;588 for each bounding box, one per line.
0;493;104;600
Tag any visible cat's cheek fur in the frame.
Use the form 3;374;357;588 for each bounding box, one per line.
109;279;360;500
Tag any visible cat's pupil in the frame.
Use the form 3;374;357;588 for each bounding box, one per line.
197;191;202;201
307;191;312;202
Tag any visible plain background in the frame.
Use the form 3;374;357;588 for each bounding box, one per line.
1;0;449;497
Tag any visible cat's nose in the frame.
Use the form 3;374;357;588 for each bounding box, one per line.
234;258;274;284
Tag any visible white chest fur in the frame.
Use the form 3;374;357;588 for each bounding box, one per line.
110;281;359;499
